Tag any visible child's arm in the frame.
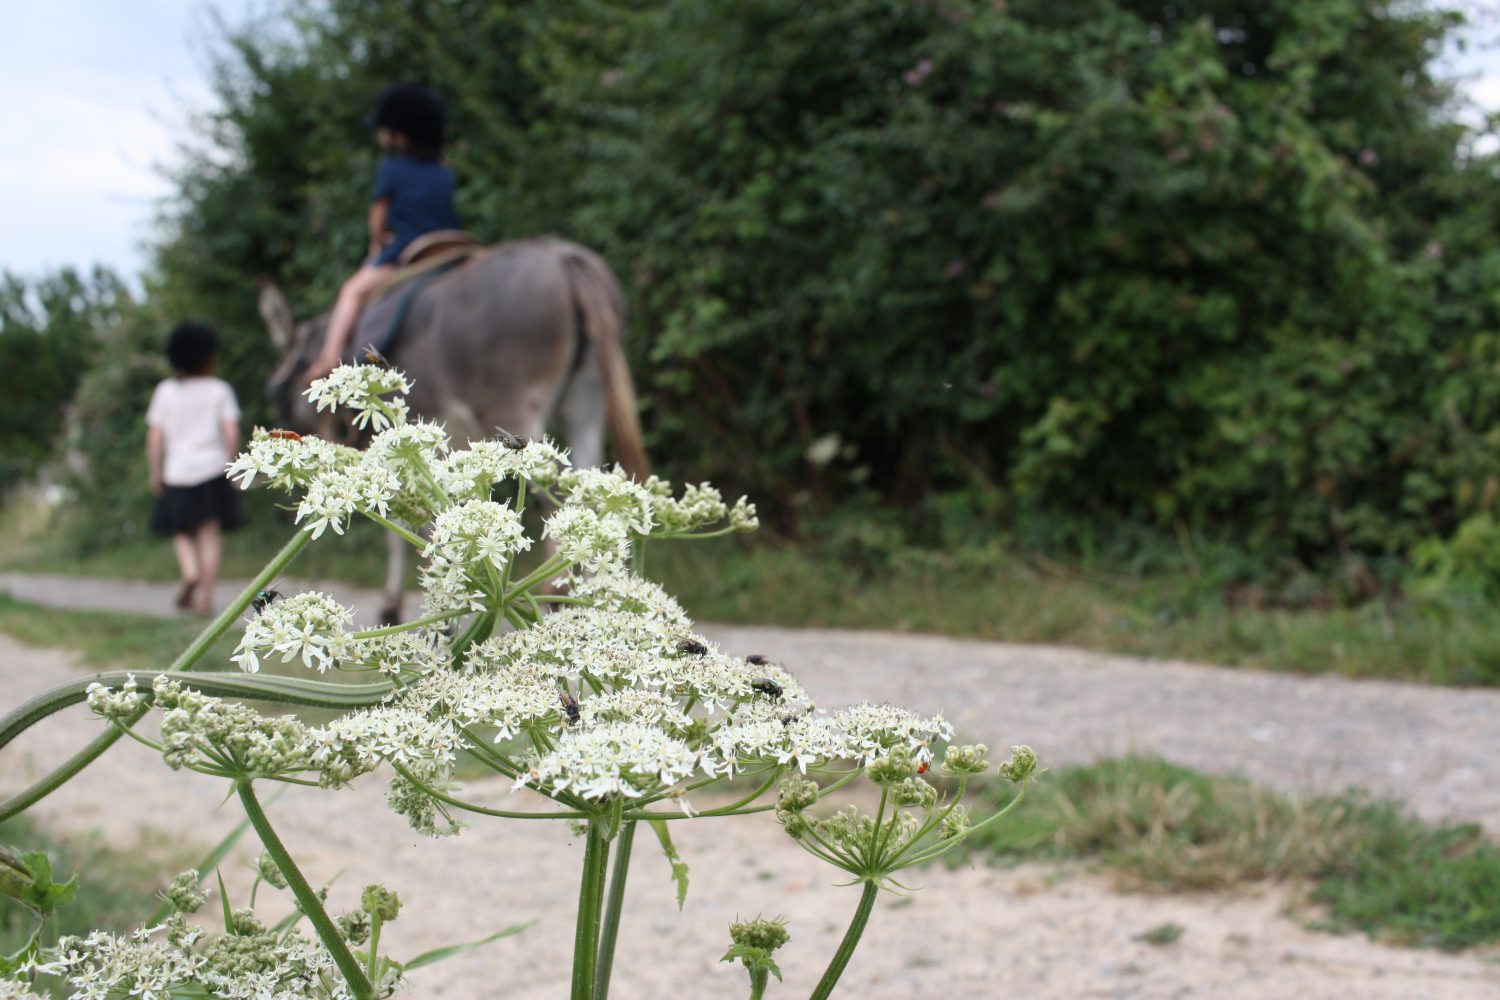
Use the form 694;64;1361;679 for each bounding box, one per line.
367;197;391;261
147;426;165;497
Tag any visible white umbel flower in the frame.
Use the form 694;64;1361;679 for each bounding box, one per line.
232;592;353;674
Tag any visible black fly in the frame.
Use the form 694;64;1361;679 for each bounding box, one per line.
750;677;784;701
251;589;283;615
677;638;709;656
745;654;771;665
494;427;526;450
559;690;581;726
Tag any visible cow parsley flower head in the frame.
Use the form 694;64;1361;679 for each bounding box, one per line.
567;568;689;625
544;506;632;569
558;467;655;534
226;430;349;492
364;420;450;473
305;363;413;431
516;720;699;802
340;629;450;677
232;591;353;674
295;462;402;539
425;499;530;570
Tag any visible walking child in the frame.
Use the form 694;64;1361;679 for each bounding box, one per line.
310;81;460;377
147;320;242;614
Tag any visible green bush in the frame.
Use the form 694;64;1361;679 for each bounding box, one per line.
66;0;1500;580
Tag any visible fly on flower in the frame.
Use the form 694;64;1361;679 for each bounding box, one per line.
745;654;771;665
559;690;581;726
251;588;284;615
494;427;526;450
363;344;391;367
676;637;708;656
750;678;784;701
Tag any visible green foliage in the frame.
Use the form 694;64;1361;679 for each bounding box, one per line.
962;756;1500;950
131;0;1500;583
0;268;130;491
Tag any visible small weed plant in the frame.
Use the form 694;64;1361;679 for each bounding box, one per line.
0;365;1036;999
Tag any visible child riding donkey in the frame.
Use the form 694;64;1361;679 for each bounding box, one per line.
309;82;460;379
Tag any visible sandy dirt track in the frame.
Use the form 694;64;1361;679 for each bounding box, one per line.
2;573;1499;997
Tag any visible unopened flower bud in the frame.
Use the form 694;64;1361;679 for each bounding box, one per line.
893;777;937;809
338;908;372;945
867;747;920;785
777;809;813;840
161;870;205;914
942;743;990;777
939;803;972;840
362;884;402;922
998;745;1039;785
730;915;790;953
229;908;265;935
777;777;820;813
256;853;288;890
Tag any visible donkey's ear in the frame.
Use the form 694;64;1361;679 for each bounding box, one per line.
256;277;295;352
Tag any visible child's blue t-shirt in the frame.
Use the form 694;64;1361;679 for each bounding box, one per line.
371;154;460;265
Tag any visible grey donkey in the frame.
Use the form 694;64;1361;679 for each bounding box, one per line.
258;237;650;624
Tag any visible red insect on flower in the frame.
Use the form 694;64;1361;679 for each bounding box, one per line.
917;761;930;775
267;429;302;442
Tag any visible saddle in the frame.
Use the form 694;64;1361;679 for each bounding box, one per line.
342;231;487;364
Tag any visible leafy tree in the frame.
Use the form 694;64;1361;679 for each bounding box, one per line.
144;0;1500;580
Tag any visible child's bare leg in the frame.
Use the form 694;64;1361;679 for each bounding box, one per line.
172;532;200;608
317;265;395;374
192;520;223;615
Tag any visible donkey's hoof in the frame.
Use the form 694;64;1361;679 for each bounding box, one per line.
379;607;402;628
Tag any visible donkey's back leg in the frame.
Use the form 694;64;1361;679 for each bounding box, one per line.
381;529;409;626
557;344;606;470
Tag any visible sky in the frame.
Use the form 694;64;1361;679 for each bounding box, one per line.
3;1;1500;285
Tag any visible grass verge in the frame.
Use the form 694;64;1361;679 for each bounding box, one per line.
960;756;1500;950
645;537;1500;685
6;497;1500;685
0;594;240;674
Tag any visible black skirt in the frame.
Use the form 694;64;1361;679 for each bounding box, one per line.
150;476;243;537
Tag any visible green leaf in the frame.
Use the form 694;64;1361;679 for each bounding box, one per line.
402;921;533;970
649;819;690;910
15;849;76;916
216;868;234;933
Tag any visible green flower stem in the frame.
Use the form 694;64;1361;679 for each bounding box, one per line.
392;762;587;820
898;786;1028;868
505;554;572;599
628;768;861;822
0;532;313;821
350;609;465;639
884;776;972;869
237;780;375;1000
593;821;637;1000
807;880;879;1000
571;820;610;1000
362;512;425;550
0;706;146;822
749;967;770;1000
366;911;383;986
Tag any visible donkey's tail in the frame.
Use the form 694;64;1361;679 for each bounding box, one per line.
562;247;651;480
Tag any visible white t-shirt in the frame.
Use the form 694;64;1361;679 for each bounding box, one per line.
145;376;241;487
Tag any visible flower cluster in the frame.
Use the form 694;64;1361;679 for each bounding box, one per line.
232;592;353;674
305;365;412;431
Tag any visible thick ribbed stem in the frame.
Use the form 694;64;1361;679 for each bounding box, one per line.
237;780;374;1000
593;821;637;1000
571;821;610;1000
807;880;879;1000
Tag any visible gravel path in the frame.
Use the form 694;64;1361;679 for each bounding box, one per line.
2;572;1499;998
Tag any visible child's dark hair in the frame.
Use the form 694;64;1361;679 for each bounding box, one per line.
166;320;219;376
373;82;446;160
